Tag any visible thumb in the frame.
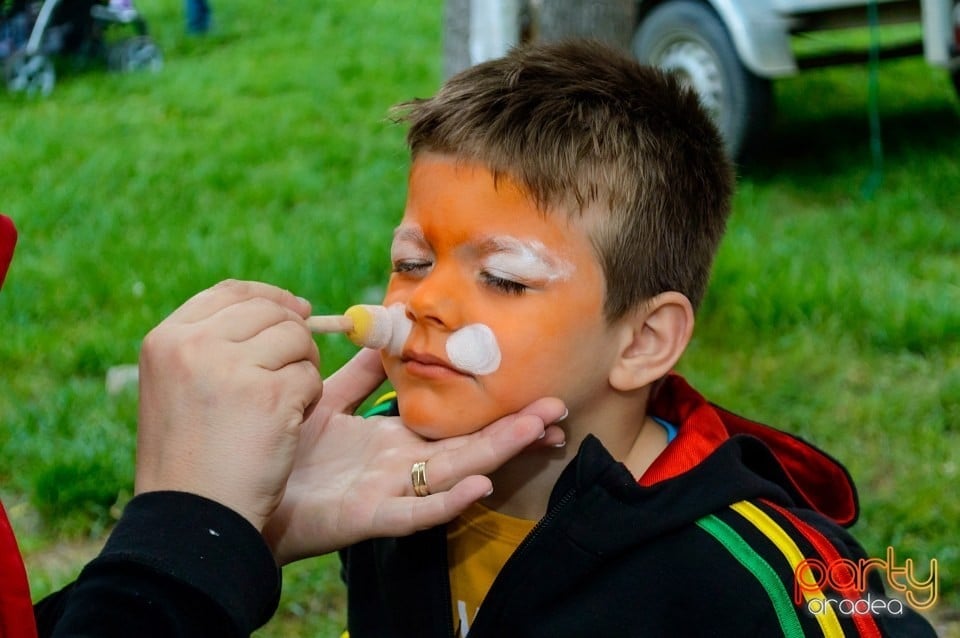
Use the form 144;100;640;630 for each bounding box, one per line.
320;348;387;414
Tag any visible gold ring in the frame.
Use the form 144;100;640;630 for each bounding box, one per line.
411;460;430;497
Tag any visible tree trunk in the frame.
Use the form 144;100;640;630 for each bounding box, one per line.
443;0;521;79
443;0;636;80
443;0;472;79
531;0;636;49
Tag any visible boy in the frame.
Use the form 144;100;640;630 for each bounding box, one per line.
340;40;935;636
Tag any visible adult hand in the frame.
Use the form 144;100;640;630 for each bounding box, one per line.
263;348;566;564
135;279;323;532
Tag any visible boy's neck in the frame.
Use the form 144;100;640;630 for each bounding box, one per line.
483;390;665;521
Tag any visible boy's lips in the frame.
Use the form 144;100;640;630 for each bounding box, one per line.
401;350;471;378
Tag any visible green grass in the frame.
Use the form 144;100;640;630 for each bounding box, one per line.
1;1;957;635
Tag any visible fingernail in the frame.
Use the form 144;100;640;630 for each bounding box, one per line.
553;408;569;423
552;440;566;448
296;296;310;306
484;488;494;497
537;430;547;440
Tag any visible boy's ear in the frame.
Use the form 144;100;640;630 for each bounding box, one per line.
609;292;694;392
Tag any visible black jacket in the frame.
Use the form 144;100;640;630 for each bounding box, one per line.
34;491;280;638
341;375;936;637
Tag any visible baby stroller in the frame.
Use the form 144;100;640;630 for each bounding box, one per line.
1;0;162;96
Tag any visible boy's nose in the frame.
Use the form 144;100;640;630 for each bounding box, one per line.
404;266;464;330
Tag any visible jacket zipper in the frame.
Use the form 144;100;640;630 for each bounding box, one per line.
439;525;457;638
512;487;577;560
465;488;578;637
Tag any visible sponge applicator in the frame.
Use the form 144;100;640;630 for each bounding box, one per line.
343;304;412;354
344;305;391;349
308;303;412;355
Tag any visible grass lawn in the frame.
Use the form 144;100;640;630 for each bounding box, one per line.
1;1;957;635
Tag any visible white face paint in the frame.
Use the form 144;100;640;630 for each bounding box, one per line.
349;303;411;355
385;303;412;356
446;323;501;375
481;237;573;286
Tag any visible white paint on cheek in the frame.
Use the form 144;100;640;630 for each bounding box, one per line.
385;303;412;356
446;323;501;375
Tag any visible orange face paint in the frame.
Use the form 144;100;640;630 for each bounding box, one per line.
382;153;621;439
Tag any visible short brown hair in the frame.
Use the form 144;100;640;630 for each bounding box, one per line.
396;39;734;318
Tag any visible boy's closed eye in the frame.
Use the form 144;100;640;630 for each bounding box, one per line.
392;259;432;275
390;259;530;296
389;226;574;300
479;270;529;295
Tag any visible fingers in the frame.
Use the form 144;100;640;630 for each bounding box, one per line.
145;291;319;377
418;397;567;493
167;279;312;325
206;295;309;343
373;476;495;535
245;318;321;371
156;280;320;369
538;424;566;448
272;359;324;419
319;348;387;414
513;397;568;426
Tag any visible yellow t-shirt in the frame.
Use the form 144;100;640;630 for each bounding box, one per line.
447;503;537;637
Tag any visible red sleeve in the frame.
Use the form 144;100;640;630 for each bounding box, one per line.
0;502;38;638
0;214;17;290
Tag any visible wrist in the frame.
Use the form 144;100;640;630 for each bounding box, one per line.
101;491;281;630
135;480;270;533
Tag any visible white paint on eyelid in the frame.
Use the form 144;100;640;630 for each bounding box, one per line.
391;226;427;260
485;238;573;283
446;323;501;376
391;240;427;263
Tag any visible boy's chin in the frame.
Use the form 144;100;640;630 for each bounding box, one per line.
395;391;522;440
402;417;487;441
398;399;498;440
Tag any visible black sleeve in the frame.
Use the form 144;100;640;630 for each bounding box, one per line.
34;491;282;638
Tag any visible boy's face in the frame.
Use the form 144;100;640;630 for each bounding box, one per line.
382;153;623;439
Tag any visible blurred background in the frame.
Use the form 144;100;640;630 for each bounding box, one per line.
0;1;957;635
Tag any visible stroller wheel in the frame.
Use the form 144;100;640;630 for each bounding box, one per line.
108;36;163;73
4;52;56;96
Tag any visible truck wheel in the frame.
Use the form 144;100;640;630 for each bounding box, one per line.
632;0;772;161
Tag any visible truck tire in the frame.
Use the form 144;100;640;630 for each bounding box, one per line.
632;0;772;161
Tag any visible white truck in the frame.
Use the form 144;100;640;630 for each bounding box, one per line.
448;0;960;159
630;0;960;158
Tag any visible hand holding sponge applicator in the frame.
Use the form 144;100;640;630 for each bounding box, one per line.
307;304;412;355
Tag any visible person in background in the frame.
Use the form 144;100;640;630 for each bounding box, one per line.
0;214;566;637
185;0;211;34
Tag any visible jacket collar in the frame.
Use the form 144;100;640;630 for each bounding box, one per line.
645;373;858;527
545;373;859;555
